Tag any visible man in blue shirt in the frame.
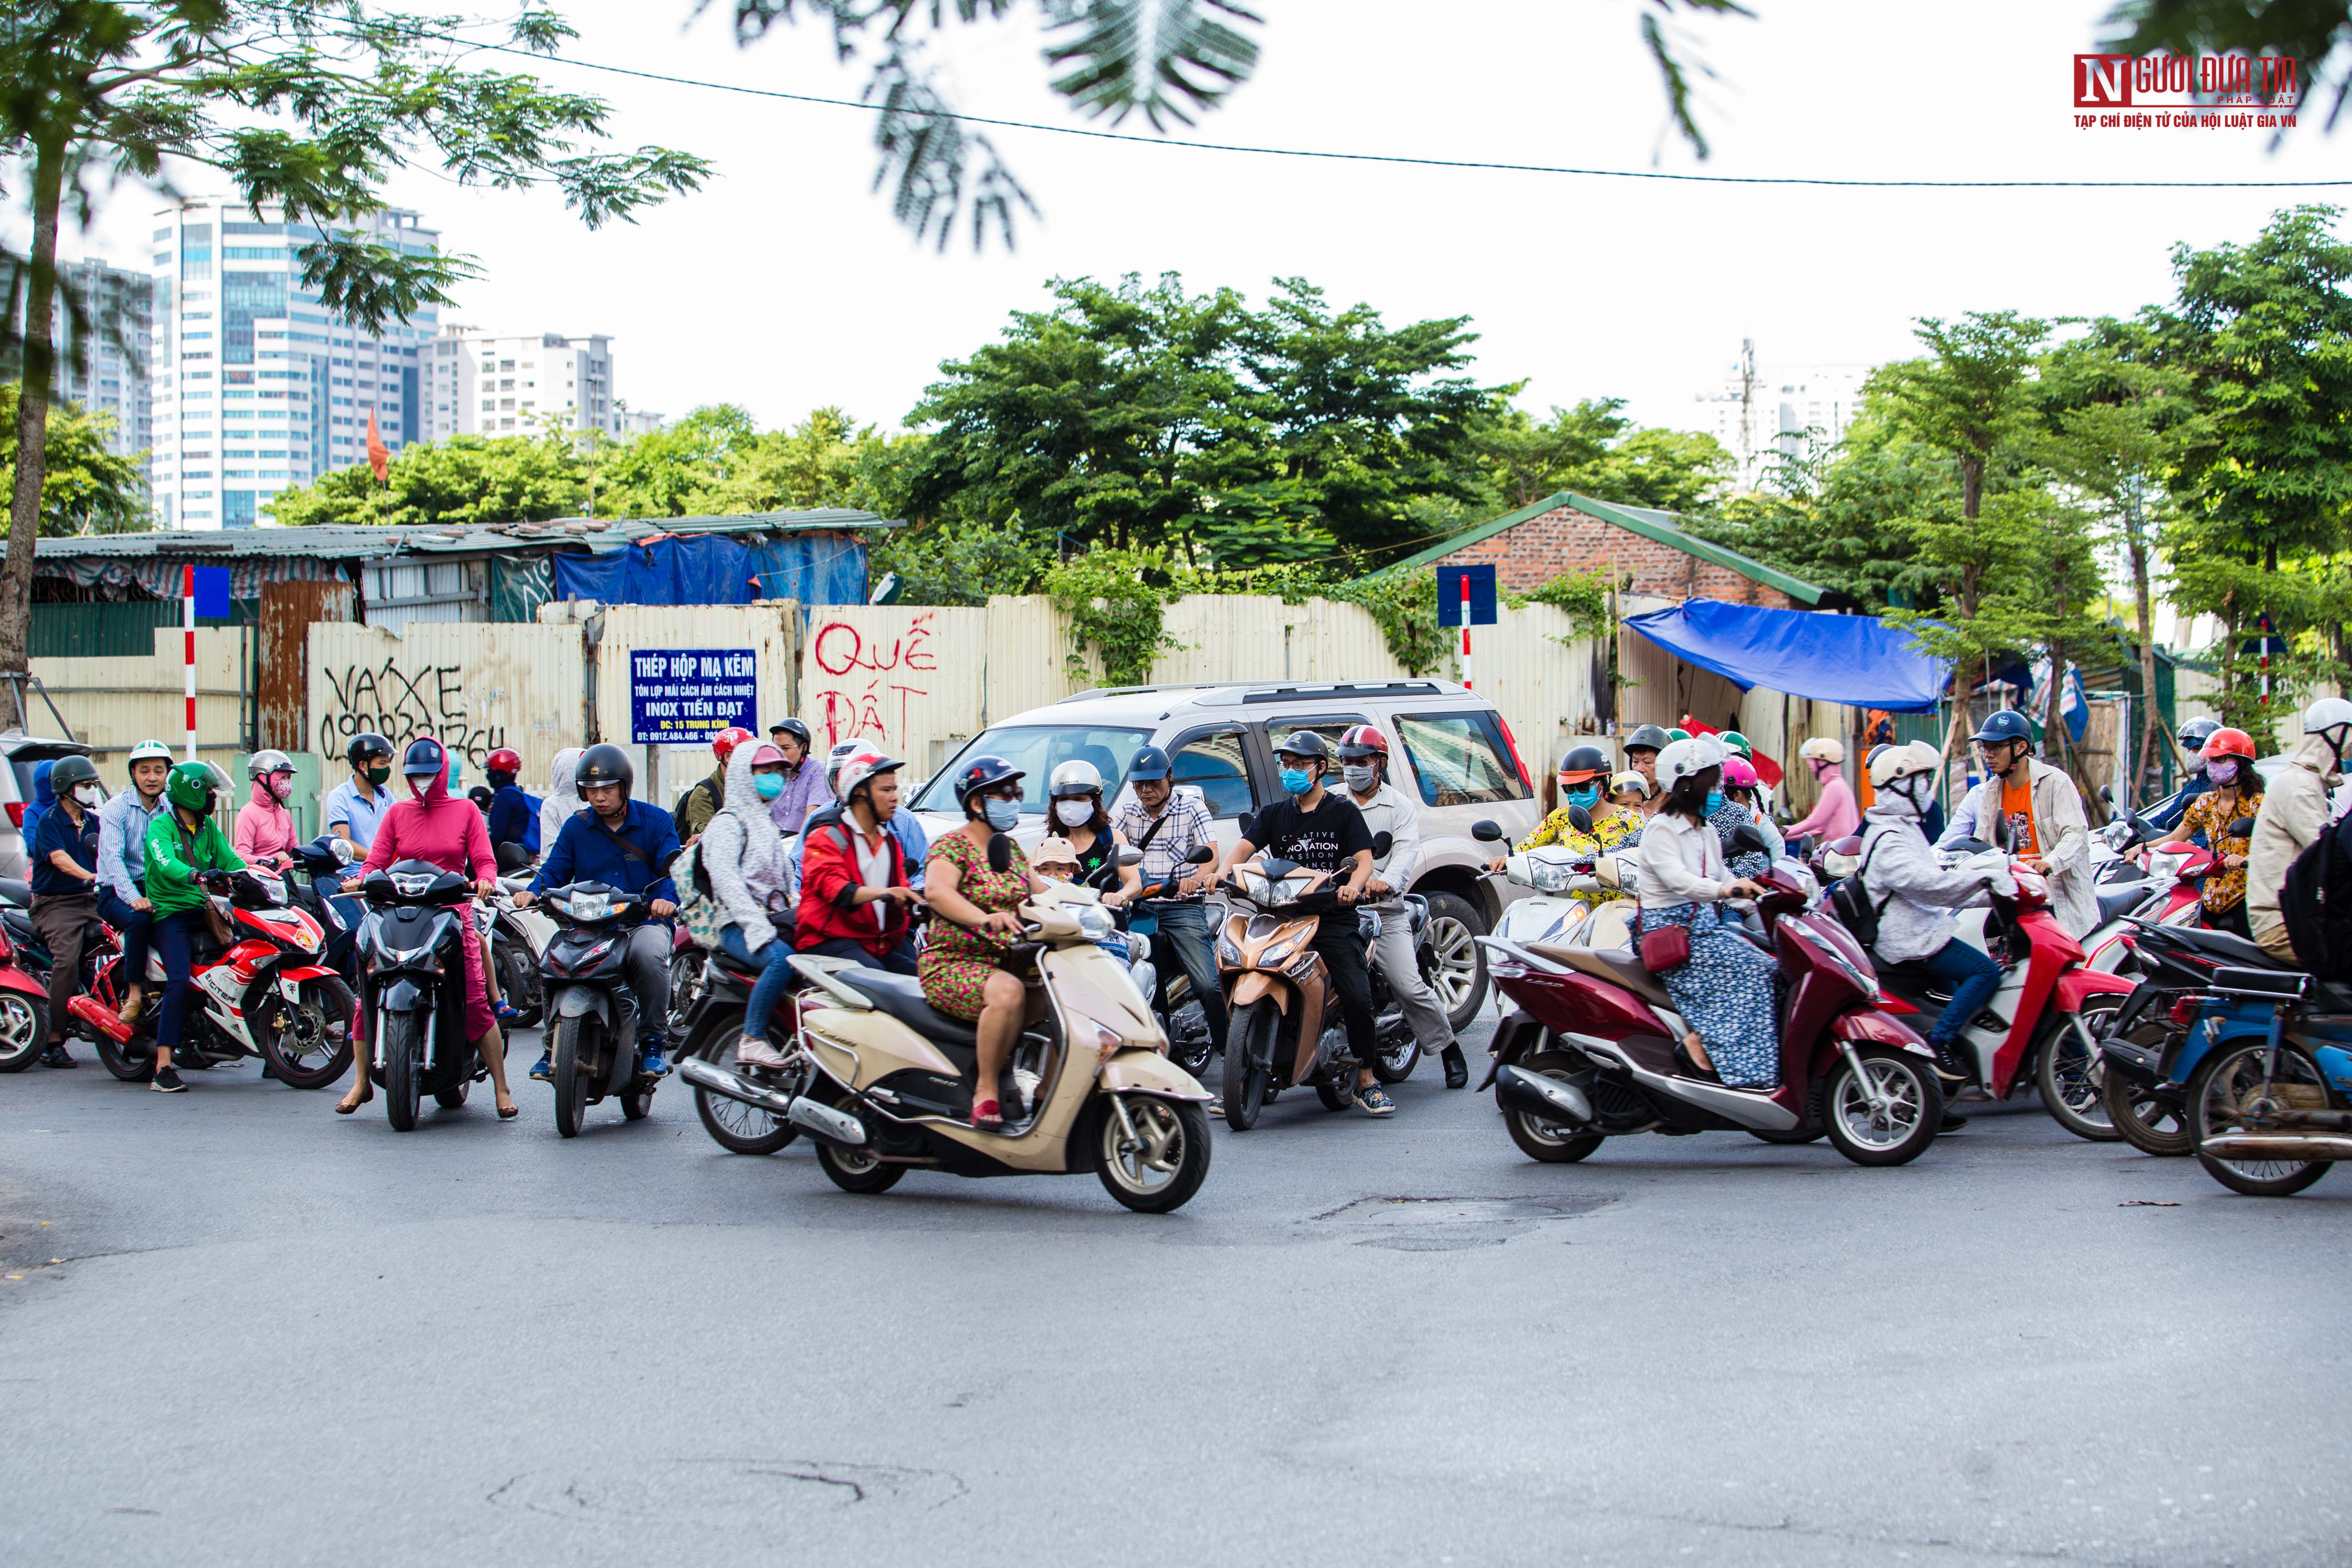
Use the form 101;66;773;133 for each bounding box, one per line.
513;744;680;1076
29;755;105;1066
323;732;396;853
95;738;173;1023
481;746;540;866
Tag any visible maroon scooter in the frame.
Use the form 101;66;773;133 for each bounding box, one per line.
1478;847;1947;1168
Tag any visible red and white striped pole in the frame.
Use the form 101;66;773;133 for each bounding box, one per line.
1460;571;1474;690
182;562;197;761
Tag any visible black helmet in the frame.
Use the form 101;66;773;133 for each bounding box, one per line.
1972;710;2033;746
1274;730;1333;763
574;743;635;801
769;718;812;747
1126;745;1173;782
47;755;100;794
401;737;447;780
1624;724;1671;754
346;732;393;766
2176;716;2221;750
1559;744;1608;780
952;754;1023;809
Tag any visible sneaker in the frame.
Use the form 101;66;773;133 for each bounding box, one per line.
639;1048;669;1079
151;1066;187;1093
1926;1037;1969;1083
1355;1082;1396;1117
495;1000;526;1027
735;1036;792;1071
40;1044;76;1069
528;1053;551;1082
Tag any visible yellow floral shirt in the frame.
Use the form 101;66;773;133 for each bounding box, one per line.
2181;790;2258;913
1515;807;1642;906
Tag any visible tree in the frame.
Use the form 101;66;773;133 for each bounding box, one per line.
0;385;149;535
264;429;587;528
1468;398;1733;514
0;2;708;678
2102;2;2352;128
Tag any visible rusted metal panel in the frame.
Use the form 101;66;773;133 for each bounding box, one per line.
259;578;353;750
308;620;586;783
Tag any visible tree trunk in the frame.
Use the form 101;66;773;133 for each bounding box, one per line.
0;139;66;684
1961;452;1983;522
2128;516;2161;806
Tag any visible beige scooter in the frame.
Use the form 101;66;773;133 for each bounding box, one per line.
683;867;1215;1212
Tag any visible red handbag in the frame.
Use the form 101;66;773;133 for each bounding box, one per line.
1638;920;1691;973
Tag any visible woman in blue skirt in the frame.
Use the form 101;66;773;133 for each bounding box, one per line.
1635;736;1780;1087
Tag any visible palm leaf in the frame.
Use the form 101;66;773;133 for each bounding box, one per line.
1041;0;1262;131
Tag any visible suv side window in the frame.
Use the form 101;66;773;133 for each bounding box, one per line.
1257;714;1371;781
1168;728;1256;820
1394;711;1530;807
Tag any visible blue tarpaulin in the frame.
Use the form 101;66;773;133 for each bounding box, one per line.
551;533;869;607
1622;598;1950;712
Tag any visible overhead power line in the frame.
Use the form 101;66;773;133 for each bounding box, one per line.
472;39;2352;191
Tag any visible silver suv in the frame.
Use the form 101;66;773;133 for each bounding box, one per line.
905;679;1542;1028
0;729;94;882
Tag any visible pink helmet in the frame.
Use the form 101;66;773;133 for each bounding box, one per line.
1722;756;1761;788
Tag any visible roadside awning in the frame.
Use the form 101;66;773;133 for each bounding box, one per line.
1623;599;1950;713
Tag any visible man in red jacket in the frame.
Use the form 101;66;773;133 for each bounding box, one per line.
793;743;920;973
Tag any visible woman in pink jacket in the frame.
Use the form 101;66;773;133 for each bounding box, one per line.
1786;736;1860;849
234;750;301;871
335;737;515;1119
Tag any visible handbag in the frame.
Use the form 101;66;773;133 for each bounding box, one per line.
1638;918;1691;974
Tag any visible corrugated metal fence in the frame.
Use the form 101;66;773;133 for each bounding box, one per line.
308;620;588;774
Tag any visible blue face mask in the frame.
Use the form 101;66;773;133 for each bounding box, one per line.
1704;789;1725;816
754;772;785;800
1564;784;1600;810
982;797;1021;832
1279;767;1314;797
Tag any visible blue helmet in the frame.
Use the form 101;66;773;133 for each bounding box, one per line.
1125;745;1173;782
401;737;447;777
1971;710;2033;747
952;754;1023;810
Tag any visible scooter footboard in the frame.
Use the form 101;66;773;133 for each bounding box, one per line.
1099;1049;1213;1102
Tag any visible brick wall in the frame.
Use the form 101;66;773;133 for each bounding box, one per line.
1435;504;1798;609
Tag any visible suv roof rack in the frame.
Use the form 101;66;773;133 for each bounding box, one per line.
1056;682;1230;704
1215;680;1453;706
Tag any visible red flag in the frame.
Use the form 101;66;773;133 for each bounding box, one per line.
364;408;389;483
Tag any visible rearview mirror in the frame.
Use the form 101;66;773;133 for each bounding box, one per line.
987;833;1013;875
1471;818;1505;842
494;841;532;872
1731;824;1772;856
2100;784;2114;805
1236;810;1256;842
1566;805;1593;835
1370;831;1394;859
1117;846;1144;867
2227;816;2256;838
1184;844;1216;865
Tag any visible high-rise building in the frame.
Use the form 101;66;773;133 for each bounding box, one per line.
1694;341;1872;490
54;259;154;475
147;199;441;528
428;328;620;440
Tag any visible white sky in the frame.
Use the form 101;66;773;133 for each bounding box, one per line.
55;0;2352;436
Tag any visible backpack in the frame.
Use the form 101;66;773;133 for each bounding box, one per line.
1828;829;1896;949
2281;811;2352;980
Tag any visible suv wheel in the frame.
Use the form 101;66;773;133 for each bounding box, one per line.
1417;891;1488;1033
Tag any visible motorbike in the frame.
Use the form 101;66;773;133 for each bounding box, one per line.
285;834;362;985
1480;831;1948;1168
536;880;664;1136
70;867;353;1087
2182;963;2352;1197
671;914;811;1156
1477;814;1641;955
1851;844;2139;1142
0;896;60;1072
1115;845;1218;1075
681;842;1214;1213
353;858;488;1130
0;879;117;1051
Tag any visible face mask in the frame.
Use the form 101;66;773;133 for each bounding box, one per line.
1279;768;1314;797
1704;789;1725;816
2206;758;2239;785
270;777;293;802
1053;799;1093;827
982;797;1021;832
75;784;104;809
755;772;785;800
1564;784;1600;810
365;765;391;787
409;778;431;802
1342;765;1378;793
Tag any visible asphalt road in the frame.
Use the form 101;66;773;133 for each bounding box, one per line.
2;1016;2346;1568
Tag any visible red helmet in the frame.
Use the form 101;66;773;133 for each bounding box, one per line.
712;726;756;761
485;748;522;775
2203;727;2256;762
1336;724;1389;762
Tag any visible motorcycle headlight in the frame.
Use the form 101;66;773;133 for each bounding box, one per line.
562;891;613;921
390;870;436;897
1216;938;1242;965
1259;941;1295;969
1075;904;1116;941
1529;860;1579;894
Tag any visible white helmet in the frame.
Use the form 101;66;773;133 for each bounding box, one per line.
1799;736;1845;765
2303;697;2352;735
247;748;294;781
834;741;903;804
1867;740;1941;789
128;738;173;764
1048;759;1103;799
1655;734;1726;790
822;738;865;800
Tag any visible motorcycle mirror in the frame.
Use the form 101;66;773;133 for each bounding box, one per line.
1471;818;1505;842
495;841;532;872
987;832;1013;875
1185;844;1216;865
1566;805;1594;835
2100;784;2114;805
1117;845;1144;867
1235;810;1256;842
1731;824;1772;856
2227;817;2256;838
1370;831;1394;859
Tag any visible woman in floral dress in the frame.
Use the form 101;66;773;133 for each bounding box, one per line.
2156;726;2264;938
1635;736;1779;1086
922;755;1053;1127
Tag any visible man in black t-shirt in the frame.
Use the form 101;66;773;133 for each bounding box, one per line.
1224;732;1392;1115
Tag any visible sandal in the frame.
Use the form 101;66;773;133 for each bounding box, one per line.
335;1083;373;1115
970;1097;1004;1128
1672;1042;1721;1083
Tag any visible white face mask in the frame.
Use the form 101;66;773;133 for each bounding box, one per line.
1053;799;1092;828
74;784;104;809
1342;765;1378;793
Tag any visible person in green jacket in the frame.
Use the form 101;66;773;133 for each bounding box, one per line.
139;761;245;1093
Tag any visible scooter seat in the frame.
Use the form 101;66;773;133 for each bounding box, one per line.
0;876;28;907
832;966;979;1048
2096;886;2146;925
1530;940;1673;1008
2161;924;2289;970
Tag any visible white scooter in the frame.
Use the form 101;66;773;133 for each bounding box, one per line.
1475;813;1640;953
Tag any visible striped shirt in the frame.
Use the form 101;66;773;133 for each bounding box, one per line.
1113;792;1217;889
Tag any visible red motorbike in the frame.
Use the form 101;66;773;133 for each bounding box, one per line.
70;868;355;1088
1481;853;1947;1168
0;915;61;1072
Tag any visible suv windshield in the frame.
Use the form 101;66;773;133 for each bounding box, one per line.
909;725;1153;816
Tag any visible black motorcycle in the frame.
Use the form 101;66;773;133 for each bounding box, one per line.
1118;844;1219;1076
537;880;659;1137
356;858;485;1132
287;834;361;985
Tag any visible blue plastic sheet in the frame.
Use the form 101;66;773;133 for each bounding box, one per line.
1622;598;1950;712
550;533;870;607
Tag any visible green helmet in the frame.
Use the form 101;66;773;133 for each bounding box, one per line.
1667;727;1691;744
165;760;226;815
1720;730;1753;760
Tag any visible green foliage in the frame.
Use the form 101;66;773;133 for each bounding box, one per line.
264;429;586;528
0;384;148;535
1465;398;1734;515
1042;545;1201;685
870;518;1052;608
1511;568;1622;643
1332;568;1448;677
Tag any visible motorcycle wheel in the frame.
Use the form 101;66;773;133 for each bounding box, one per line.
95;1022;153;1082
1418;892;1489;1033
2036;996;2122;1142
1314;1068;1355;1112
1371;1033;1421;1085
552;1013;591;1139
620;1085;651;1121
1223;999;1274;1131
1094;1096;1212;1213
694;1040;800;1155
494;930;544;1029
1503;1051;1607;1163
435;1078;471;1111
668;946;707;1039
2104;1069;2193;1157
260;975;356;1090
2188;1042;2334;1197
1748;1128;1827;1145
382;1011;424;1133
1823;1047;1943;1167
0;992;48;1073
816;1135;903;1194
1164;1001;1213;1080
